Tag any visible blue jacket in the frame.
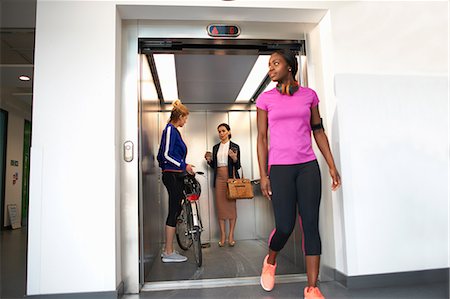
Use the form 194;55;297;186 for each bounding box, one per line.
157;123;187;172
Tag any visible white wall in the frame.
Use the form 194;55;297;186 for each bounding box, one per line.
335;74;448;276
115;7;122;289
306;10;341;277
307;1;448;277
330;2;447;75
28;1;118;295
327;1;449;276
3;113;24;226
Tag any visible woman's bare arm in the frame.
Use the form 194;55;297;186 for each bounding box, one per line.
257;108;272;199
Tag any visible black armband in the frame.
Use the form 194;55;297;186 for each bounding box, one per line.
311;118;324;131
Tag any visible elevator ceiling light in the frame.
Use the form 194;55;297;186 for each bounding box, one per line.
300;55;307;86
235;55;270;103
19;75;30;81
154;54;178;102
264;81;277;92
141;55;158;102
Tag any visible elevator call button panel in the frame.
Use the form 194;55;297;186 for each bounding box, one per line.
123;141;134;162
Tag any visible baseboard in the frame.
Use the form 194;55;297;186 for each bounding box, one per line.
116;281;124;297
27;285;124;299
28;292;118;299
27;281;124;299
319;265;336;282
333;268;449;289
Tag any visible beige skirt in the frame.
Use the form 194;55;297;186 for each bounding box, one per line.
215;167;237;220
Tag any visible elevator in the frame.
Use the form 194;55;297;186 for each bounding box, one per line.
139;37;308;285
120;19;324;291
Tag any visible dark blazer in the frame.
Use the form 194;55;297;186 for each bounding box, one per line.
207;141;241;187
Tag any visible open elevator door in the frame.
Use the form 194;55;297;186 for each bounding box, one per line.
137;38;308;290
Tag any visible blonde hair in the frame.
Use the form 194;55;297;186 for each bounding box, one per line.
169;100;189;123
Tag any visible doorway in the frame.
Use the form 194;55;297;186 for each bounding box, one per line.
21;120;31;225
138;38;307;284
0;109;7;230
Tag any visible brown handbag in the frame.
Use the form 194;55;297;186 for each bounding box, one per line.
227;166;254;200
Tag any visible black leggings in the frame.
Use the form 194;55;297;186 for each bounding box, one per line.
162;172;185;227
268;160;322;255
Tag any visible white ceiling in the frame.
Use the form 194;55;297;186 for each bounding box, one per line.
0;0;36;110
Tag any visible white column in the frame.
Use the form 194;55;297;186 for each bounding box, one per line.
28;1;119;294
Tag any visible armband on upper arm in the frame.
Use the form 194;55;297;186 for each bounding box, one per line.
311;118;324;131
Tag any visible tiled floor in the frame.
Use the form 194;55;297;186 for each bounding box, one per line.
1;227;27;299
1;228;448;299
126;280;449;299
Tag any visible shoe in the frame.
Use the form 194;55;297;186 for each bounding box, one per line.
218;241;225;247
228;240;236;247
304;286;325;299
161;251;188;263
260;255;276;291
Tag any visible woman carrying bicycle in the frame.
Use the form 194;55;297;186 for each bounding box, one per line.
204;123;241;247
157;100;194;263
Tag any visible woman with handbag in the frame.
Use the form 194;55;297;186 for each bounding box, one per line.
204;123;241;247
157;100;194;263
256;50;341;299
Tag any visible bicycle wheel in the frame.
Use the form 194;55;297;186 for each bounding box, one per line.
176;203;192;251
192;225;202;267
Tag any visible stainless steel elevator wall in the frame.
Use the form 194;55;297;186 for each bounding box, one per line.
144;110;303;264
140;108;163;279
155;111;257;242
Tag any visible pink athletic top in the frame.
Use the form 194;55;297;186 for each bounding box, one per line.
256;86;319;166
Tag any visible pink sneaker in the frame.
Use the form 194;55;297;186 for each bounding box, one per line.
260;255;276;291
304;286;325;299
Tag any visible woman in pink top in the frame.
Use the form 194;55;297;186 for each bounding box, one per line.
256;50;341;299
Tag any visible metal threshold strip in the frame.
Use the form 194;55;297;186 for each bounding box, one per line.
142;274;307;292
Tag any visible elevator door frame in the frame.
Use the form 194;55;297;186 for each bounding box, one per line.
121;19;314;293
139;38;304;279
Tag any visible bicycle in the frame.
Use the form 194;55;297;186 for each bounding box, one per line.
175;171;204;267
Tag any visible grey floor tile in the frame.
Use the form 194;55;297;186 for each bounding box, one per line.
1;228;27;299
124;281;449;299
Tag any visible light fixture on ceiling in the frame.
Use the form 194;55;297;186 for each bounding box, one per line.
19;75;30;81
264;81;277;92
153;54;178;102
235;55;270;103
300;55;307;86
140;55;158;102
